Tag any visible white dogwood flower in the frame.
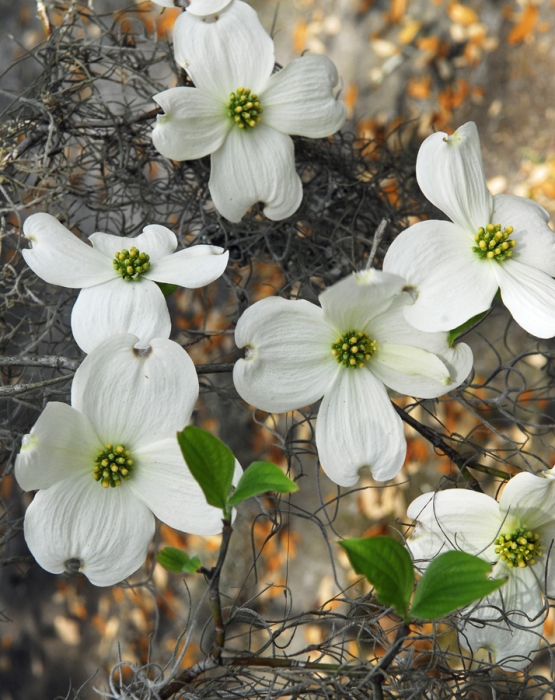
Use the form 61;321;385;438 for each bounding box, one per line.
152;0;232;13
151;0;346;222
383;122;555;338
407;471;555;669
15;334;241;587
233;270;472;486
22;213;228;353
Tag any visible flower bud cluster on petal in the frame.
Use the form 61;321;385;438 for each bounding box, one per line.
233;269;472;488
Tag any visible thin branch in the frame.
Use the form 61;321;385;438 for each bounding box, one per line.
36;0;53;36
393;403;511;491
196;363;235;374
366;218;389;270
0;375;72;397
0;355;80;371
0;356;234;375
160;518;234;699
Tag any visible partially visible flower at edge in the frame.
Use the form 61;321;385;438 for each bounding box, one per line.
151;0;232;15
383;121;555;339
22;213;229;353
15;333;241;587
151;0;346;222
407;470;555;669
233;269;472;487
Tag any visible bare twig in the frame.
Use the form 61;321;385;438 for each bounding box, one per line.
0;355;80;371
0;375;72;397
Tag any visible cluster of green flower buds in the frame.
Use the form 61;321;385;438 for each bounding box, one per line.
473;223;516;262
113;247;151;281
494;527;543;568
332;330;378;369
93;444;134;488
227;87;263;129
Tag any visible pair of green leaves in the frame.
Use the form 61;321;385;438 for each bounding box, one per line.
157;426;299;574
177;425;299;515
339;536;506;622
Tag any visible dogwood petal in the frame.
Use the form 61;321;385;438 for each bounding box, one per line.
460;571;545;670
316;368;406;486
70;278;171;354
22;213;113;288
369;294;451;352
263;55;346;137
90;225;178;262
383;220;498;332
492;194;555;276
234;296;337;412
369;294;473;394
146;245;228;287
319;269;405;334
72;335;198;448
498;470;555;530
210;124;302;222
133;225;178;258
152;88;230;161
132;437;241;535
88;232;130;259
371;343;453;398
416;122;492;232
15;403;102;491
187;0;233;16
23;474;155;586
407;490;501;562
494;260;555;338
173;1;274;98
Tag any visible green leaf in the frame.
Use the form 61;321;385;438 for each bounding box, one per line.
227;461;299;507
448;310;488;346
339;537;414;618
177;426;235;511
156;282;178;297
157;547;201;574
410;550;506;621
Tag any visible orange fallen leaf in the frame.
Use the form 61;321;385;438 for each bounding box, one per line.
448;2;479;26
398;19;421;44
387;0;407;24
407;75;431;100
344;82;358;119
293;18;308;53
156;8;180;38
507;4;539;45
417;35;441;55
357;0;374;13
541;180;555;199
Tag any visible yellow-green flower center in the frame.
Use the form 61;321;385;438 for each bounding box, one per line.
472;223;516;262
226;87;263;130
331;330;377;369
494;526;543;568
93;444;134;488
113;247;151;281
